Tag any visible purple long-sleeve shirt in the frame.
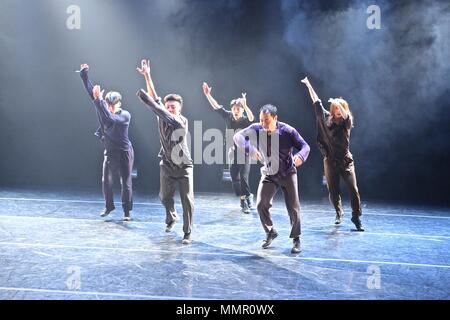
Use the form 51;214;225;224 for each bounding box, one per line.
80;69;132;152
234;122;310;178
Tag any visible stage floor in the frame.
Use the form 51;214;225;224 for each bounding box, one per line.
0;188;449;300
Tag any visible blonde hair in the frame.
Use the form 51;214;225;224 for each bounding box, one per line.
331;97;351;114
328;97;353;126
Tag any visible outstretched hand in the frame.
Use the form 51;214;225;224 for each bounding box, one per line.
80;63;89;72
241;92;247;107
92;85;104;100
202;82;212;96
136;59;151;76
300;76;309;86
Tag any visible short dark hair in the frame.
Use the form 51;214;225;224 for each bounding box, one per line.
164;94;183;108
105;91;122;106
260;104;277;117
230;99;244;109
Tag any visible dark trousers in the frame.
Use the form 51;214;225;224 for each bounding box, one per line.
323;158;361;217
256;173;301;239
159;160;194;235
230;162;251;197
102;148;134;212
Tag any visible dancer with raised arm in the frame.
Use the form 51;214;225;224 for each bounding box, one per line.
202;82;254;213
136;59;194;244
301;76;364;231
79;64;134;221
234;105;310;253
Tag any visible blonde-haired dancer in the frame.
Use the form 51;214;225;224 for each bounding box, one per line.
301;77;364;231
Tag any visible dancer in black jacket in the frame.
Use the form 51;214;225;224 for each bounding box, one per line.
301;76;364;231
202;82;255;213
136;59;194;244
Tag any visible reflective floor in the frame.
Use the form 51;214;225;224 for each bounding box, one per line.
0;188;449;300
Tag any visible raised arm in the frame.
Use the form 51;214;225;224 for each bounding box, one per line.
301;76;330;120
240;93;255;122
136;89;184;129
79;64;94;100
300;77;320;104
92;84;111;122
202;82;221;110
92;85;130;124
137;59;158;99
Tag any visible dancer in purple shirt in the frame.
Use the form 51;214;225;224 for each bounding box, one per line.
234;104;310;254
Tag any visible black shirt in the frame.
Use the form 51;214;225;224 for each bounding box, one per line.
215;107;252;164
314;100;353;164
215;107;252;131
137;90;192;167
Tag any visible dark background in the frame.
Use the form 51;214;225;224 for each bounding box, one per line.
0;0;449;205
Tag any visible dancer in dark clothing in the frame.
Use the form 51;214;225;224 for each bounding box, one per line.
79;64;134;221
234;105;310;253
202;82;255;213
136;59;194;244
301;76;364;231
